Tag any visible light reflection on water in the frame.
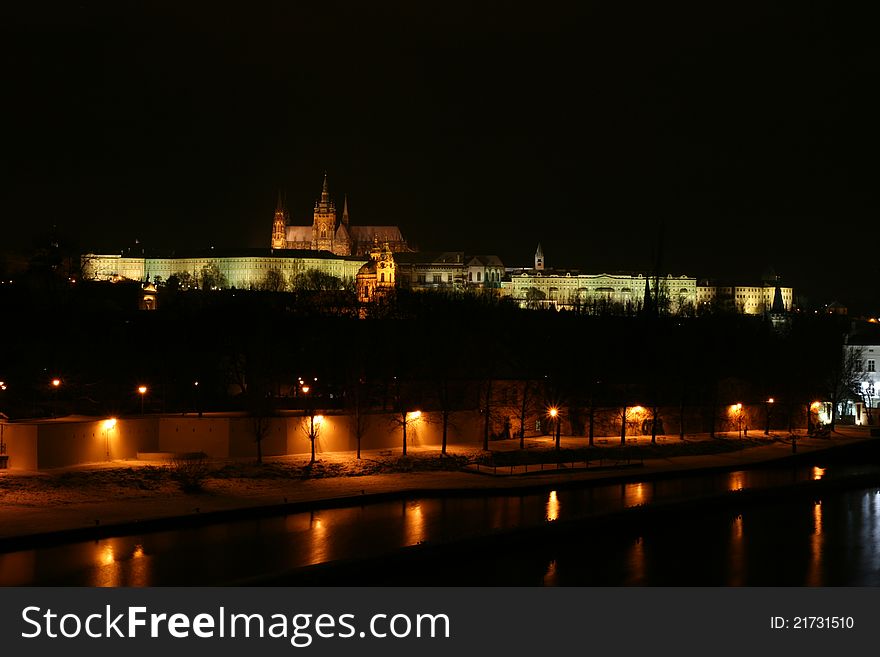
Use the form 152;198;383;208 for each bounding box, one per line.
728;472;745;491
729;515;744;586
624;482;650;506
625;537;645;585
2;458;880;586
806;501;823;587
546;490;559;521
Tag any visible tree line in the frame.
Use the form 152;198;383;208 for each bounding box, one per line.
0;281;863;450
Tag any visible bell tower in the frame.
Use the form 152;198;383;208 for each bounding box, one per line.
270;191;288;250
535;243;544;271
312;172;337;252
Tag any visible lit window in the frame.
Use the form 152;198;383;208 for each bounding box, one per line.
870;360;876;372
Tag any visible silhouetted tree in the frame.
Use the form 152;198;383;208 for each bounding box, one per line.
199;262;227;290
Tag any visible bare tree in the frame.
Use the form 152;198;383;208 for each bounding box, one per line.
246;383;273;464
199;262;227;290
479;377;493;452
301;410;322;464
860;381;875;426
524;287;546;310
517;379;543;449
345;372;371;460
826;345;866;431
260;268;287;292
388;376;420;455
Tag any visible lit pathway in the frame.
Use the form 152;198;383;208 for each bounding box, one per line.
0;428;873;545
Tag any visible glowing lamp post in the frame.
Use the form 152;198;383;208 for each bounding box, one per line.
51;378;61;417
302;384;320;464
765;398;774;435
734;403;744;438
549;407;561;450
103;417;117;461
401;410;422;456
137;385;148;414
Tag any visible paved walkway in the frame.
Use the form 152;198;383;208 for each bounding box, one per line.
0;427;872;545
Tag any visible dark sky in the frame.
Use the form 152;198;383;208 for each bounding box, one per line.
2;1;878;311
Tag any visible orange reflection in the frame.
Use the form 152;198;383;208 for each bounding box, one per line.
728;471;745;492
729;515;744;586
100;544;115;566
813;467;826;481
546;490;560;521
624;482;651;506
543;559;558;586
91;540;121;587
807;501;823;586
405;501;425;545
307;512;328;565
129;544;148;587
626;537;645;585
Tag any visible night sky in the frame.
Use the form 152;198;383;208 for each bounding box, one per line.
3;1;878;311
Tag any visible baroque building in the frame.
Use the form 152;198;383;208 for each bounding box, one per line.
356;243;397;303
271;173;410;256
394;252;506;290
501;245;697;312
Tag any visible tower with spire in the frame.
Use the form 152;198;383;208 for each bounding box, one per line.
312;172;337;252
535;243;544;271
270;191;288;250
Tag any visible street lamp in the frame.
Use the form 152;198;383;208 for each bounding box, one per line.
548;407;561;450
103;417;116;461
765;397;774;435
735;403;744;438
50;378;61;417
137;385;148;414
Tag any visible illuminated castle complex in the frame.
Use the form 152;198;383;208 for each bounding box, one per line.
271;173;410;256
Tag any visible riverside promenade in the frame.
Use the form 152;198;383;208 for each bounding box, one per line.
0;427;873;547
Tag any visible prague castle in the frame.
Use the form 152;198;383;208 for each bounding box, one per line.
271;173;410;256
79;173;793;315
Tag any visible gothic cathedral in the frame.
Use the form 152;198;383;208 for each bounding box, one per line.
271;173;410;257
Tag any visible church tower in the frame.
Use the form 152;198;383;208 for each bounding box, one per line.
376;242;396;288
535;243;544;271
271;191;288;250
312;172;337;252
342;194;350;226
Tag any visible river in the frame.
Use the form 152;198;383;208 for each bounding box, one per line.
2;443;879;586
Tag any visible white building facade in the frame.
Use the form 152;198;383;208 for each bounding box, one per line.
696;283;794;314
81;250;367;290
501;271;698;313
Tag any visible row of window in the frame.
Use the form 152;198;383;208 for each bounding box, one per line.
468;270;501;282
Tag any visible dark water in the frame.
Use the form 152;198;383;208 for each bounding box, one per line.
2;446;880;586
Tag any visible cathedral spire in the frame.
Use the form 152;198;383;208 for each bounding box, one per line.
321;171;330;204
271;190;288;250
342;194;350;226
